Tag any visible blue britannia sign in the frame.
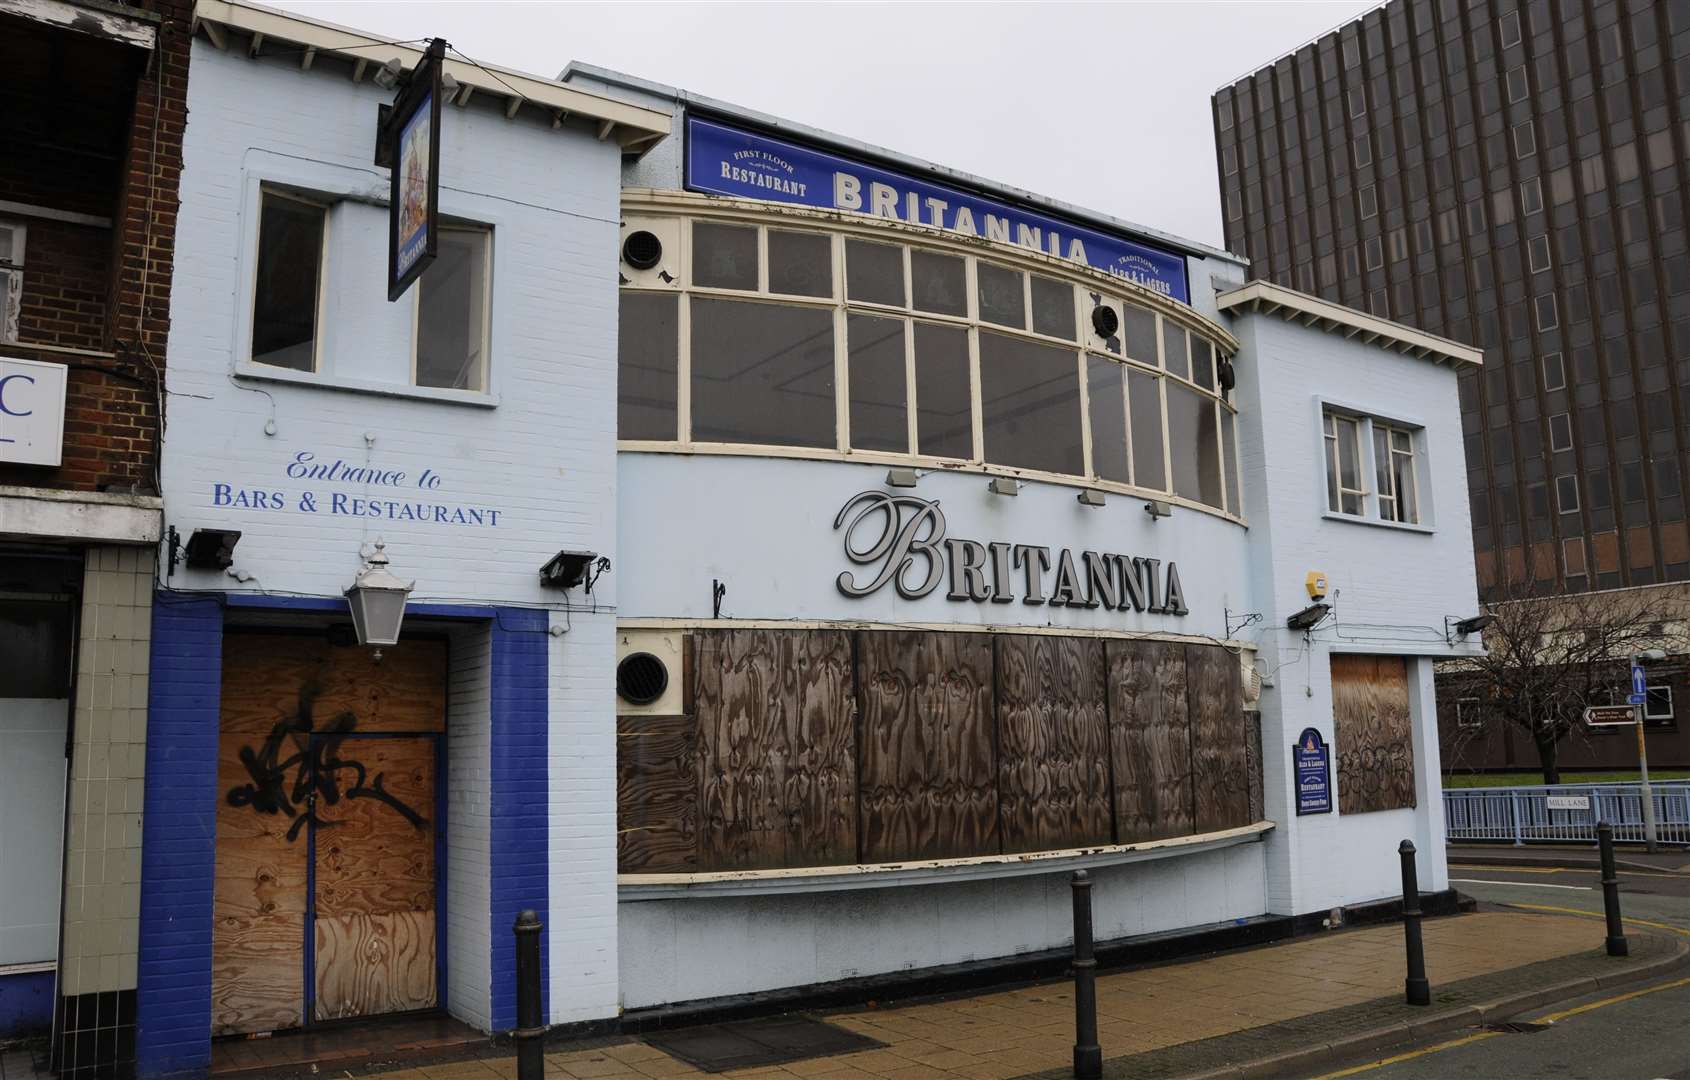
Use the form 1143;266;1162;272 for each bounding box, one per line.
685;116;1190;304
1293;727;1332;816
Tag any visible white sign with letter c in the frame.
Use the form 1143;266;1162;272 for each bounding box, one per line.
0;356;67;467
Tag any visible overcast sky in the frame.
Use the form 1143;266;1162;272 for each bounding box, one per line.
267;1;1375;249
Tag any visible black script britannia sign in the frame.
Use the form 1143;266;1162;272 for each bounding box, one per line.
831;490;1187;615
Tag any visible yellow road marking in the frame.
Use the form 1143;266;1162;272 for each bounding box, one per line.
1501;901;1690;938
1536;974;1690;1023
1305;973;1690;1078
1448;863;1684;878
1305;1032;1504;1079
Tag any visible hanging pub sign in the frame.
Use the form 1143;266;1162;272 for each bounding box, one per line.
382;38;444;301
686;116;1191;304
1293;727;1332;815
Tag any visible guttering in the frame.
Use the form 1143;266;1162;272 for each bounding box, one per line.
191;0;670;154
1216;279;1484;367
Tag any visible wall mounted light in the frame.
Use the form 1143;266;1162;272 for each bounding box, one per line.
540;549;600;590
885;467;920;489
1077;489;1107;507
1286;602;1331;632
988;477;1021;497
179;527;241;570
372;57;404;90
345;540;413;652
1144;500;1173;520
1453;614;1495;637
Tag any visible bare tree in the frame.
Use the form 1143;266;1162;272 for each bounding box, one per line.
1441;582;1673;785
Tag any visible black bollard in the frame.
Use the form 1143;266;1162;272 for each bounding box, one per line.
1071;871;1101;1079
514;909;544;1080
1598;823;1629;957
1399;840;1430;1006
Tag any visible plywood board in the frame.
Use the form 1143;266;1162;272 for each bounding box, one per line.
208;913;307;1037
313;910;436;1021
995;635;1111;852
1186;644;1251;833
857;631;998;862
313;736;435;917
1106;639;1193;843
694;629;856;870
1332;654;1417;814
617;714;698;873
219;632;446;735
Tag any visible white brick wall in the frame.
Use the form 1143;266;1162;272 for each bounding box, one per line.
446;625;492;1031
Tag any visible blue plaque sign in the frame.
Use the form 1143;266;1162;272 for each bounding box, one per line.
1293;727;1332;816
684;116;1191;304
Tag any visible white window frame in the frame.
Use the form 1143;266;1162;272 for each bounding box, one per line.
1320;400;1430;529
1456;697;1484;729
1373;422;1420;524
1542;350;1565;390
1513;121;1537;159
0;219;25;344
1528;234;1552;273
1549;411;1573;452
1520;176;1543;216
1535;292;1558;331
1644;681;1673;721
249;187;330;374
1556;473;1580;513
410;224;493;393
1323;410;1367;516
1506;65;1530;104
1500;9;1522;48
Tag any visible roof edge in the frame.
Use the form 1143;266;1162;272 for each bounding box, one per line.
560;60;1248;269
192;1;670;150
1215;280;1483;367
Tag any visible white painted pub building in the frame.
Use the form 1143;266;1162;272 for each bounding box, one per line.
130;3;1479;1075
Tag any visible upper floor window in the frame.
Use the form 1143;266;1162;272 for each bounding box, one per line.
1324;406;1423;525
250;186;492;392
0;220;25;344
618;212;1242;517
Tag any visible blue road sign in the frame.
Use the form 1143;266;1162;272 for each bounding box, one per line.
1629;663;1647;705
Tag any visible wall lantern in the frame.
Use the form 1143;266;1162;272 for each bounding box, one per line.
345;539;413;651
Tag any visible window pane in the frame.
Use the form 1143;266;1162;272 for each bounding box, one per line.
251;195;324;371
1162;319;1189;379
690;297;835;448
1086;355;1128;483
1326;436;1341;510
417;229;488;391
979;331;1081;474
768;230;831;297
1167;381;1221;507
1127;367;1165;490
848;314;907;452
1337;416;1362;513
1123;304;1157;365
1221;409;1239;514
914;322;972;459
846;239;904;306
911;250;966;315
1394;451;1418;522
1190;337;1214;391
1030;275;1075;338
1374;426;1393;508
977;263;1025;328
692;222;757;290
617;291;678;440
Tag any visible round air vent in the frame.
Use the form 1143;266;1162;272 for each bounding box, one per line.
622;230;663;271
1091;304;1120;339
616;651;668;706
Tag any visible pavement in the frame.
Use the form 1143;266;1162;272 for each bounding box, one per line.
4;904;1681;1080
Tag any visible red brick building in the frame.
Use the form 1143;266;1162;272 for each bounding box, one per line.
0;1;191;1076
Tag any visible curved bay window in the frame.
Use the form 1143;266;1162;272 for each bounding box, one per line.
618;206;1245;519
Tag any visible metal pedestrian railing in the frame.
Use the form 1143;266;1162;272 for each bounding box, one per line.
1443;782;1690;846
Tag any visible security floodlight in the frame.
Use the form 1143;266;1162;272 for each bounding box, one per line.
372;57;404;90
184;528;241;570
540;549;599;590
1453;614;1496;637
1077;489;1106;507
1637;648;1668;662
345;540;412;650
988;477;1021;497
1286;602;1331;632
885;467;919;489
1144;500;1173;519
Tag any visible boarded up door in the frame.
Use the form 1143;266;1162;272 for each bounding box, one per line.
1331;653;1416;814
214;633;445;1035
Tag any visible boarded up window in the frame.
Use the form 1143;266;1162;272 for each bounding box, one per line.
857;631;998;862
1106;639;1192;843
1331;654;1416;814
1187;643;1251;833
694;629;857;870
996;636;1111;852
616;714;698;873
